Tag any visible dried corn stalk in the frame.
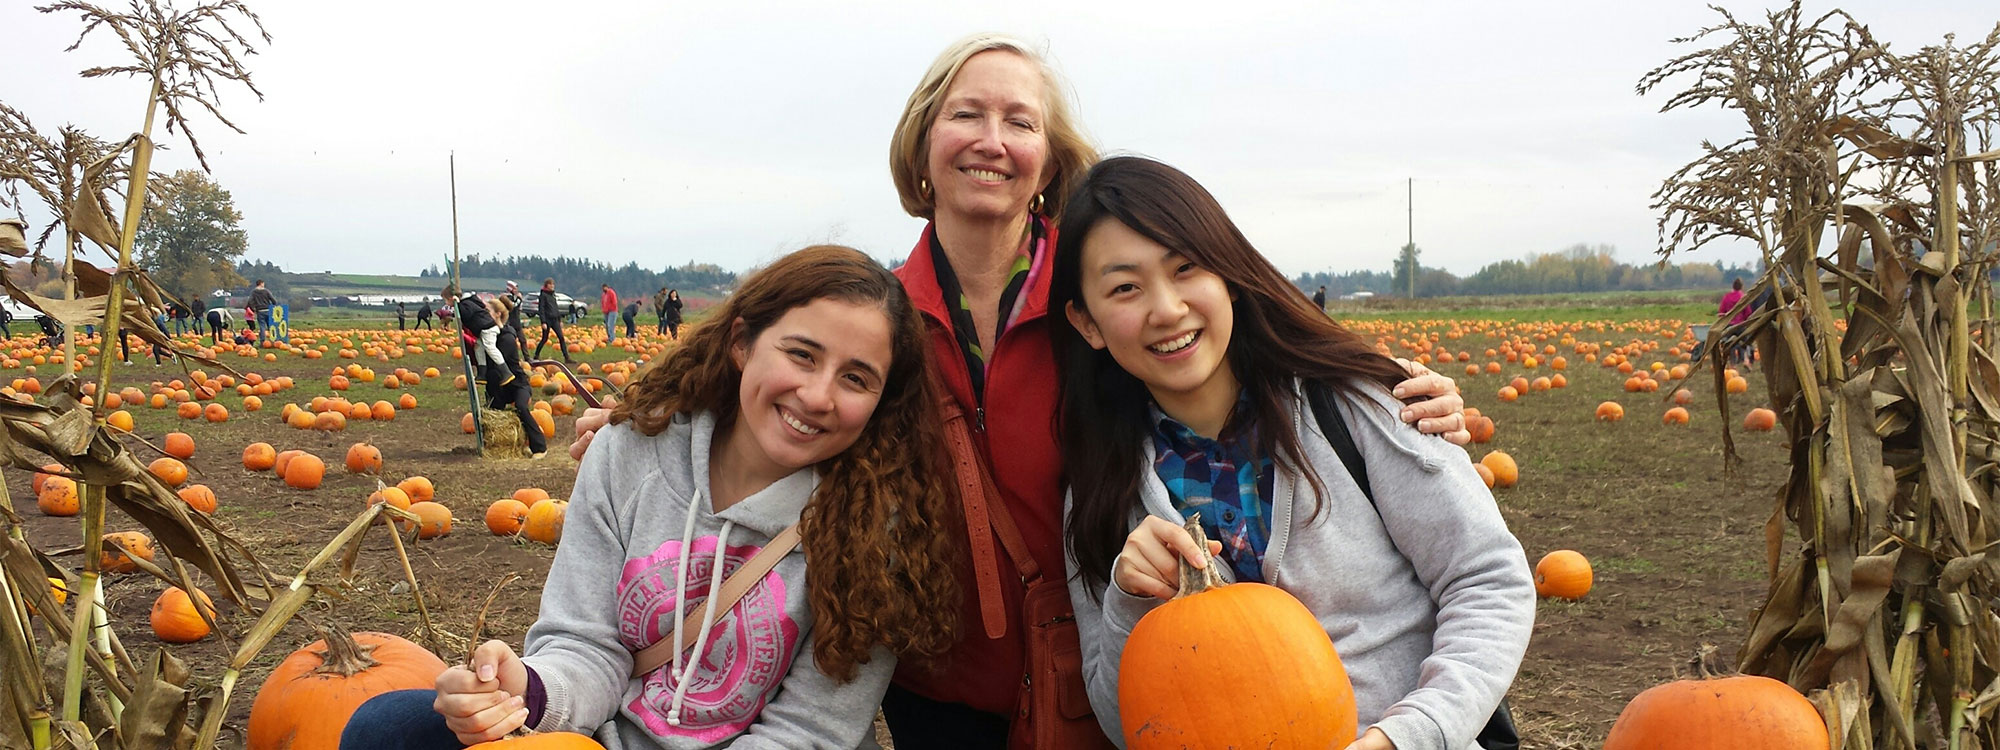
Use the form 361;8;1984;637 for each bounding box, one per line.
1645;4;2000;748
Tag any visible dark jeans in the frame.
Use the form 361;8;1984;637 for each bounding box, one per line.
533;318;571;361
340;689;462;750
489;378;548;455
511;323;529;359
880;683;1008;750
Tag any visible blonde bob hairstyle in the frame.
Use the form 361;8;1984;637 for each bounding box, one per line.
889;33;1098;223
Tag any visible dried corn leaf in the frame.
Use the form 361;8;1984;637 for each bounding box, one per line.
1957;148;2000;164
63;189;117;252
0;218;26;257
1825;115;1941;160
116;649;190;750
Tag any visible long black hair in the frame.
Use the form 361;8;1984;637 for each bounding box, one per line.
1051;156;1410;598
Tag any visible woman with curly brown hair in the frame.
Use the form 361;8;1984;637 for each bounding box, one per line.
341;245;960;750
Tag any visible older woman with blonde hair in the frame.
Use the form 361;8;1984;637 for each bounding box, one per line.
572;33;1470;747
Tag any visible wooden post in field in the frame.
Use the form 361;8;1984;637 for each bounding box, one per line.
451;152;483;450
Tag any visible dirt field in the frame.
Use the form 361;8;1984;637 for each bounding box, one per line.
4;318;1786;747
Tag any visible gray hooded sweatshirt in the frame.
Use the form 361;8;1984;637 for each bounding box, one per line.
1066;382;1536;750
522;412;892;749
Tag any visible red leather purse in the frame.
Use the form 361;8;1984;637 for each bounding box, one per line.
938;394;1116;750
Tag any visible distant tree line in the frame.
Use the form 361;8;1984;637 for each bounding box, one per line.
417;254;737;299
1293;243;1760;298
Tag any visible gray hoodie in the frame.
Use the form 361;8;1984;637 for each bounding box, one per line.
1067;382;1536;750
522;412;892;749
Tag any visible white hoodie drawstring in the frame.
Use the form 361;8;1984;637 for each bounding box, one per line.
666;488;734;728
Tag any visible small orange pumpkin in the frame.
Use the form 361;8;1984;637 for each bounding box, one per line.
1663;406;1691;425
466;732;607;749
284;453;326;490
164;432;196;459
37;477;80;516
523;499;568;545
397;476;435;503
345;443;383;475
1743;407;1777;432
177;484;219;514
409;501;453;539
150;586;216;643
1480;451;1519;489
486;498;530;536
100;531;156;573
1595;401;1625;421
1534;550;1592;599
149;457;189;487
244;442;278;471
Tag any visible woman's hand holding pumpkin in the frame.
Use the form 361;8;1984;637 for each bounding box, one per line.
1390;358;1469;445
1114;516;1224;600
434;639;532;745
1342;727;1397;750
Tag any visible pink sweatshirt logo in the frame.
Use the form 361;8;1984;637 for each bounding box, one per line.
617;535;799;741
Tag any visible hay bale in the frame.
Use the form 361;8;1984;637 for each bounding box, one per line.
480;408;528;459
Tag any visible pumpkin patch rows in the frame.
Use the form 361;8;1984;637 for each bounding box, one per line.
0;317;1790;745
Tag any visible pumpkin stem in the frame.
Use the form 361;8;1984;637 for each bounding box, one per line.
1172;515;1228;600
310;621;381;678
1684;643;1732;680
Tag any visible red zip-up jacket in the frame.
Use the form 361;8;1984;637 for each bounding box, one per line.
599;288;618;314
892;225;1067;717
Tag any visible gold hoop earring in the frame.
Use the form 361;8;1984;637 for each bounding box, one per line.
919;177;933;199
1028;192;1045;214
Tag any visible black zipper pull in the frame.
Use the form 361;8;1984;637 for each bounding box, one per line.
976;406;986;432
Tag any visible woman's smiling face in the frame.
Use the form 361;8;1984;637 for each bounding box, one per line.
925;50;1052;222
730;297;895;474
1064;218;1238;411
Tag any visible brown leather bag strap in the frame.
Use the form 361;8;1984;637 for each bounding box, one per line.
941;395;1010;640
630;522;802;678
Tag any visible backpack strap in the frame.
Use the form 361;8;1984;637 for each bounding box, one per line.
1304;382;1376;508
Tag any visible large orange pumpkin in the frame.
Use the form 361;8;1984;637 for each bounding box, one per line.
1534;550;1592;599
285;453;326;490
345;443;383;475
1595;401;1625;421
149;457;189;487
523;499;568;545
164;432;196;459
409;501;453;539
486;498;529;536
100;531;156;573
1119;518;1355;748
1603;673;1826;750
243;442;278;471
37;477;80;516
397;476;436;503
150;586;216;643
1466;415;1496;444
177;484;219;514
247;626;449;750
1480;451;1519;488
1743;407;1778;431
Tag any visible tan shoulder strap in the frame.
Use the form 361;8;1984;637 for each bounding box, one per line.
630;522;802;678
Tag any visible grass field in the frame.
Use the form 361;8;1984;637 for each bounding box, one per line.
1;311;1784;748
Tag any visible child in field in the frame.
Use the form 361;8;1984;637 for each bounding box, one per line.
1052;158;1535;750
341;246;962;749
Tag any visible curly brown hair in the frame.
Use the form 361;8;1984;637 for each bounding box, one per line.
608;245;960;680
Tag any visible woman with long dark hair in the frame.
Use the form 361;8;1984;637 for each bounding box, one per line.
1053;157;1534;750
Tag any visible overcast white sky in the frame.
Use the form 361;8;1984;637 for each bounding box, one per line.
2;1;1992;278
